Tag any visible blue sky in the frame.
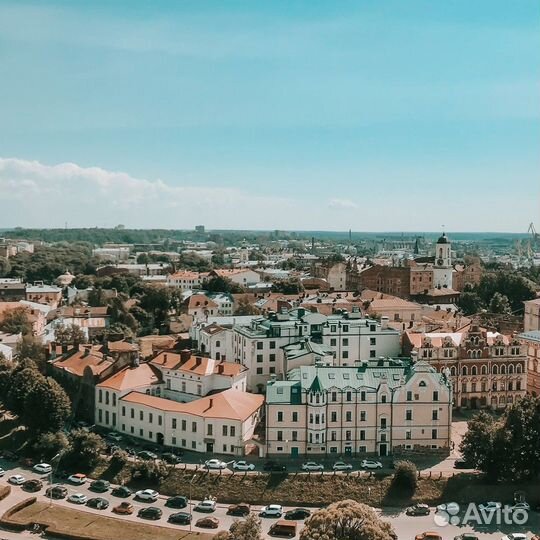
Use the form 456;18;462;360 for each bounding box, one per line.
0;0;539;231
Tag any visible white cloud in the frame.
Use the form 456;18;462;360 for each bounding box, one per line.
0;157;298;229
328;198;358;210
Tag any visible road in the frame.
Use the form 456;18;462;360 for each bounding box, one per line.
0;459;538;540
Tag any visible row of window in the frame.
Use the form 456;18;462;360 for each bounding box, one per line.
274;429;440;443
460;380;522;393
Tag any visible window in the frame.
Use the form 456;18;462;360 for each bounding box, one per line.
149;413;153;424
181;419;186;431
192;422;197;432
292;431;298;441
331;391;337;402
257;342;263;350
130;409;134;419
139;411;144;421
121;406;126;417
360;411;366;422
381;394;387;403
277;412;283;422
98;389;102;403
256;354;263;363
330;338;337;346
343;325;349;332
406;391;412;401
433;391;439;402
346;411;352;422
370;324;376;332
269;366;275;374
292;412;298;422
230;426;236;436
331;325;337;333
380;418;387;429
331;431;337;441
406;430;411;440
360;391;366;401
346;391;352;402
277;431;283;441
432;429;438;440
222;425;228;436
370;350;376;358
98;409;102;422
406;410;412;421
256;368;263;375
207;424;213;436
360;430;366;441
140;429;143;437
172;419;177;429
343;351;349;359
105;392;109;405
432;410;438;420
345;430;351;441
192;441;196;449
270;341;276;349
269;353;276;362
331;412;337;422
342;338;349;346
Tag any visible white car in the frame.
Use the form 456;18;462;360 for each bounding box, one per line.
501;535;527;540
204;459;228;470
135;489;159;502
361;460;383;470
301;462;324;472
478;501;502;512
0;467;5;477
332;461;353;471
260;504;283;517
232;460;255;471
106;432;123;442
68;473;87;485
436;502;460;514
8;474;25;485
507;502;530;512
68;493;88;504
33;463;52;474
195;499;217;512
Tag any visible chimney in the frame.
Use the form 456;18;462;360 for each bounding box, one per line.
217;363;224;374
195;356;203;366
381;316;389;330
180;349;191;363
204;398;214;412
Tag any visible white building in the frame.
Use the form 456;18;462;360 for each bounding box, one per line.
167;271;206;291
432;233;453;289
211;268;261;287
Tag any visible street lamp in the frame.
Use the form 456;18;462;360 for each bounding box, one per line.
188;472;197;532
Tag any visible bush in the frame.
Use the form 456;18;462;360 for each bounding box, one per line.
391;460;418;494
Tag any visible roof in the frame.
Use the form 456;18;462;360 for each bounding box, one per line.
53;346;113;377
121;388;264;421
283;339;334;360
107;340;138;353
200;323;226;336
188;294;218;310
518;330;540;343
406;329;510;348
151;351;245;377
368;298;422;310
97;363;162;391
437;233;449;244
168;270;202;280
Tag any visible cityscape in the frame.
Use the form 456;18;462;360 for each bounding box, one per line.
1;2;539;540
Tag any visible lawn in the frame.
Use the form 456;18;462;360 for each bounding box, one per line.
2;499;214;540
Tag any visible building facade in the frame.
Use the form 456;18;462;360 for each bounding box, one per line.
524;298;540;332
517;330;540;397
265;359;452;457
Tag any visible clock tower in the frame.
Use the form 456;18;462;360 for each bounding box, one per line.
433;232;453;289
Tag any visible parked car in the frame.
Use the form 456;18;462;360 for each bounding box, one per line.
68;473;87;485
196;517;219;529
166;496;188;509
453;535;479;540
301;462;324;472
137;450;158;460
436;502;459;514
0;467;4;477
478;501;502;512
8;474;26;485
68;493;88;504
138;507;162;520
263;461;287;472
261;504;284;517
284;508;311;520
232;460;255;471
227;503;251;516
22;479;43;492
33;463;52;474
87;497;109;510
106;432;123;442
508;502;530;511
113;501;134;515
415;533;442;540
454;458;473;469
45;485;67;499
169;512;192;525
161;452;181;464
135;489;159;502
501;535;527;540
204;458;228;470
90;480;110;493
332;461;352;471
269;520;298;538
406;504;431;516
360;460;383;470
195;499;217;513
111;485;132;498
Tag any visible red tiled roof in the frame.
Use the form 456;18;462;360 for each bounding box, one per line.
97;363;162;391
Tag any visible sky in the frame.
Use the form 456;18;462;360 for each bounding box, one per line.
0;0;539;232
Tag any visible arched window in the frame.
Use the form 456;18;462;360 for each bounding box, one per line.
461;366;468;376
516;364;523;374
508;364;514;374
481;365;487;375
471;366;477;376
492;365;499;375
499;395;506;405
450;366;456;376
500;365;506;375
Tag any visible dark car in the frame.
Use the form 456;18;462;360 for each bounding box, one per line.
111;485;132;498
22;479;43;493
137;450;158;460
263;461;287;472
227;503;251;516
87;497;110;510
454;458;473;469
90;480;110;493
46;485;67;499
138;507;162;520
162;452;182;464
166;496;188;509
169;512;192;525
284;508;311;520
406;504;431;516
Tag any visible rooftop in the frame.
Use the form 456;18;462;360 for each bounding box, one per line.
97;362;162;391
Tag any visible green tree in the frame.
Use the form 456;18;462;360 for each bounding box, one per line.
220;513;263;540
32;431;70;460
300;500;395;540
272;278;303;294
0;355;13;394
0;256;11;277
204;276;244;293
15;335;47;371
391;460;418;494
0;307;32;335
234;297;260;316
137;253;150;264
55;323;87;346
488;292;512;314
65;429;106;470
458;291;484;316
23;377;71;434
5;367;43;416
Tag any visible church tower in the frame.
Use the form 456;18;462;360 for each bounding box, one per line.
433;232;453;289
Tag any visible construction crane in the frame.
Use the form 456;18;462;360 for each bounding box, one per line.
528;222;539;250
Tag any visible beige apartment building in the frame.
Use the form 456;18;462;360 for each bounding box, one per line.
524;298;540;332
517;330;540;397
265;359;452;458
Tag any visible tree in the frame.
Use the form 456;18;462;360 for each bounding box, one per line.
300;499;395;540
5;367;44;416
458;291;484;316
391;460;417;494
15;335;47;371
488;292;512;315
55;323;87;347
460;411;499;479
0;307;32;335
204;276;244;293
234;297;260;316
23;377;71;434
272;278;303;295
476;271;536;312
0;355;13;394
137;253;150;264
32;432;70;460
65;429;106;470
216;514;264;540
0;256;11;277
